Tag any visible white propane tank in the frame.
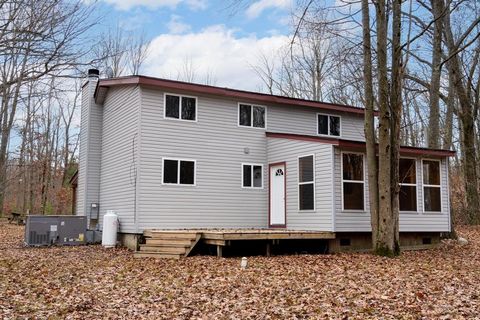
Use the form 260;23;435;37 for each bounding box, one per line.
102;210;118;248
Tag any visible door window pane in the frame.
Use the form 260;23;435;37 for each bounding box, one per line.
165;95;180;119
299;183;314;210
181;97;196;120
163;160;178;184
239;104;251;126
317;114;328;135
180;161;195;185
330;116;340;136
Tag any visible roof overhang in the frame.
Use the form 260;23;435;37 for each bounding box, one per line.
266;132;456;158
94;75;369;115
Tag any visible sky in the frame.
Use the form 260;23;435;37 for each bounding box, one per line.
93;0;295;91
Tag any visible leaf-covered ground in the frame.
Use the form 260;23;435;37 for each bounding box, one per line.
1;223;479;319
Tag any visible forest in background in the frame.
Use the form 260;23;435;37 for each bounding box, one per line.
0;0;479;230
0;0;150;216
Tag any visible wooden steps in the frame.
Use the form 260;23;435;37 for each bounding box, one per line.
134;230;201;259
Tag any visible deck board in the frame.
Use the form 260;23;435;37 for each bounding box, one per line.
146;228;335;242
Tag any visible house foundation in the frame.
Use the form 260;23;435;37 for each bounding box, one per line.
328;232;441;253
118;233;142;251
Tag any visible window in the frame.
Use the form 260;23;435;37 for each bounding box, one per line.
317;114;341;136
298;155;314;210
239;104;266;128
399;158;417;211
342;153;364;211
162;159;195;185
423;160;441;212
242;164;263;188
164;94;197;121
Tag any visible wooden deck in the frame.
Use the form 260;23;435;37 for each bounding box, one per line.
136;229;335;259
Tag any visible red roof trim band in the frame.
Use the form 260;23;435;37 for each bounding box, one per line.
266;132;456;157
96;76;368;115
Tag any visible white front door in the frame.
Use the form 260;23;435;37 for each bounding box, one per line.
269;163;286;227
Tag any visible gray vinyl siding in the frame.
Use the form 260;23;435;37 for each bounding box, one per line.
77;79;103;220
267;138;333;231
137;88;268;230
83;81;451;234
98;85;140;233
268;104;365;141
333;148;450;232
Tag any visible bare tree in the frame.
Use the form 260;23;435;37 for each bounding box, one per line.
127;31;151;75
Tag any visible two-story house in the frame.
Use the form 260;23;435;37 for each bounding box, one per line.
75;69;454;256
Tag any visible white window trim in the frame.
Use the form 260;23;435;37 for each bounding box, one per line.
163;93;198;122
341;151;366;212
161;157;197;186
316;113;342;137
237;102;267;129
298;154;316;212
421;158;443;214
241;163;264;189
399;157;419;213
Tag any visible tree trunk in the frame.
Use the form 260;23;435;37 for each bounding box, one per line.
361;0;379;249
444;5;480;224
388;0;402;254
427;0;444;149
372;0;401;256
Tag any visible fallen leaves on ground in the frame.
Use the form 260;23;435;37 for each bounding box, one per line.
1;223;479;319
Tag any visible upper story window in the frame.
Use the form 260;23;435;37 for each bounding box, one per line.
317;113;341;136
163;158;196;185
423;160;441;212
342;153;364;211
399;158;417;212
164;93;197;121
298;155;315;210
239;103;266;128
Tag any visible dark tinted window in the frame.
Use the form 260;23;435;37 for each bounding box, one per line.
180;161;195;184
343;182;364;210
299;155;314;183
400;185;417;211
252;106;265;128
165;95;180;119
343;153;363;181
239;104;251;126
400;159;416;184
330;116;340;136
181;97;196;120
424;187;441;212
318;114;328;135
423;160;440;185
253;165;262;187
163;160;178;184
299;184;314;210
243;165;252;187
